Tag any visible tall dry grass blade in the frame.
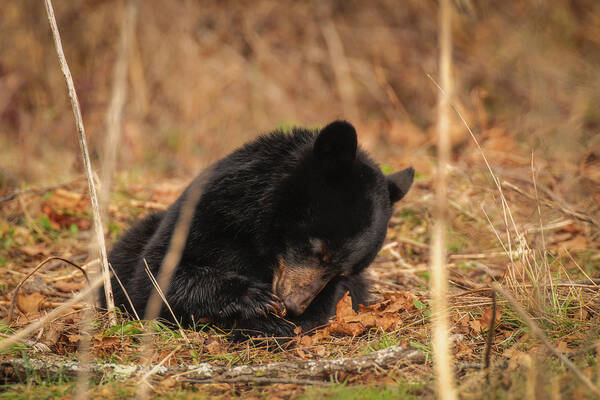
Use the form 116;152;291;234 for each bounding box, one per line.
43;0;116;324
531;152;557;309
492;283;600;397
430;0;457;398
142;259;189;343
136;181;204;399
100;0;138;211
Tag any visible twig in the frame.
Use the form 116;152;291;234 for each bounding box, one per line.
0;333;51;353
138;345;181;387
1;345;424;382
483;290;497;375
430;0;457;398
0;176;85;204
492;283;600;397
502;180;599;229
7;256;90;322
43;0;116;324
180;377;327;386
396;237;430;249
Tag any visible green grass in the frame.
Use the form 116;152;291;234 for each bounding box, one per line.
301;382;426;400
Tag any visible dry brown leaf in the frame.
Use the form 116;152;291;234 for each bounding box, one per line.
300;334;312;347
335;291;357;320
558;235;589;251
67;334;82;343
375;313;398;331
479;306;502;330
295;348;307;360
18;244;49;257
159;376;178;390
557;341;571;354
16;292;45;315
54;280;87;292
47;189;83;210
206;340;222;355
329;321;365;336
469;319;482;333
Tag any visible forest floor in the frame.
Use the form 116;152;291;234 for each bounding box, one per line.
1;129;599;399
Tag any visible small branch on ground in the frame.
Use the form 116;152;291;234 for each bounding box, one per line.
0;345;424;383
502;180;599;229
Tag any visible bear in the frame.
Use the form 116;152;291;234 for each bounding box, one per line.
103;120;414;338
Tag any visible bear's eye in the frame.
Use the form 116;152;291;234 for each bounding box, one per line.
309;238;327;261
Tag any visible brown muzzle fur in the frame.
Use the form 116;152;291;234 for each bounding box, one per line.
272;258;334;316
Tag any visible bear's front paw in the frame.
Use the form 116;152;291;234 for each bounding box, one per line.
240;282;286;319
218;276;286;320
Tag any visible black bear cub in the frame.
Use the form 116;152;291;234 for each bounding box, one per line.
105;121;414;338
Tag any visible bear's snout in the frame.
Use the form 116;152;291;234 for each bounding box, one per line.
273;257;335;316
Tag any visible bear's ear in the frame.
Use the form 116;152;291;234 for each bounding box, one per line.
387;167;415;203
313;120;357;175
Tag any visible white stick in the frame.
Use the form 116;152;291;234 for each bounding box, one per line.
430;0;457;399
43;0;116;325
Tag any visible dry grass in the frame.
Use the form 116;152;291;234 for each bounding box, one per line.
1;1;600;399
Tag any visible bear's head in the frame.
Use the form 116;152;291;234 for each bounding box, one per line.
272;120;414;316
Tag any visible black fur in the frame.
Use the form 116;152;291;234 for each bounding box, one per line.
103;121;414;338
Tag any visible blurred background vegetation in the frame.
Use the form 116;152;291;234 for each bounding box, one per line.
0;0;599;190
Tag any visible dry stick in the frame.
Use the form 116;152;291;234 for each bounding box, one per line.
43;0;115;324
7;256;90;322
100;0;138;212
492;283;600;397
483;290;497;376
430;0;457;399
43;2;115;397
138;345;181;388
136;181;204;400
181;377;326;386
501;180;599;229
0;275;104;353
0;176;85;204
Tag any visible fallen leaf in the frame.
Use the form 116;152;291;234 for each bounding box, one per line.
375;313;398;331
335;291;357;320
16;292;45;315
18;244;49;257
557;341;571;354
300;335;312;347
479;306;502;330
469;319;482;333
329;321;365;336
47;189;83;210
54;280;87;292
206;340;222;355
159;376;178;390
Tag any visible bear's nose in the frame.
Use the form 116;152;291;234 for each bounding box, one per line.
283;298;304;316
